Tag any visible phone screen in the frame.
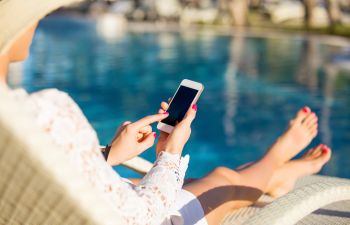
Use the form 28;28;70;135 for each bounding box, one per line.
161;86;198;126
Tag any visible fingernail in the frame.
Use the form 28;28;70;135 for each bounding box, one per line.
303;106;309;113
163;112;169;115
192;104;197;111
153;132;157;138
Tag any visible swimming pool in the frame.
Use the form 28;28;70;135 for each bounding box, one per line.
9;16;350;179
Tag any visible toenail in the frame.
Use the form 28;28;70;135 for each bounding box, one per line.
303;107;309;113
322;148;328;154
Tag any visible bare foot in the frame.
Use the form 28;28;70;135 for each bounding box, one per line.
267;144;332;198
265;106;318;165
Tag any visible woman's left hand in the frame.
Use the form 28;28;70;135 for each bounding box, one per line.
107;113;169;166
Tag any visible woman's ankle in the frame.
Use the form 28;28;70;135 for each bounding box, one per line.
260;152;284;169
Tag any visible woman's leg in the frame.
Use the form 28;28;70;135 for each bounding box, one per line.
266;143;331;198
184;107;319;225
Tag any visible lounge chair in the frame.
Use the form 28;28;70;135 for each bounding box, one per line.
1;88;350;225
123;158;350;225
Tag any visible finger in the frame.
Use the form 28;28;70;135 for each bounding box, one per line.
168;97;172;103
122;121;132;126
139;132;157;150
137;133;143;140
139;125;152;134
115;121;132;137
161;101;169;111
158;109;165;114
132;113;169;129
182;104;197;126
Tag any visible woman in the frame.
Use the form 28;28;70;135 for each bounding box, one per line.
0;0;331;224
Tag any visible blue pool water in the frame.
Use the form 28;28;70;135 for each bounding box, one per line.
9;16;350;179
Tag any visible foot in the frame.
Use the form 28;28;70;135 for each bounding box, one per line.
265;106;318;165
267;144;332;198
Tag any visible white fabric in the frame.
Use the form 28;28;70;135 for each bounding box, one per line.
171;190;208;225
121;178;208;225
7;88;196;225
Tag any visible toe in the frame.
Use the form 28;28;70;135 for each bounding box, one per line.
311;144;323;158
303;112;318;127
303;144;322;159
315;144;331;163
320;145;332;162
294;106;311;124
307;144;331;173
309;123;318;135
302;147;316;159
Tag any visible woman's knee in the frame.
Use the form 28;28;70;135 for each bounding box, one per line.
210;166;241;185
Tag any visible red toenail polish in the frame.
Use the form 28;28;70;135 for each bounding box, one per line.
322;148;328;154
192;104;197;111
303;107;309;113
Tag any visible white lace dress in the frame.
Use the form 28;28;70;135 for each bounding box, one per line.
8;88;207;225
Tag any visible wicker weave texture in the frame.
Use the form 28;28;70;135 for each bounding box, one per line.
0;89;122;225
243;178;350;225
220;176;350;225
0;120;94;225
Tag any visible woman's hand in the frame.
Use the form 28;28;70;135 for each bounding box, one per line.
107;113;169;166
156;100;197;156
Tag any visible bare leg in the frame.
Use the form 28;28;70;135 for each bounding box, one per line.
267;143;331;197
184;107;319;225
235;144;332;198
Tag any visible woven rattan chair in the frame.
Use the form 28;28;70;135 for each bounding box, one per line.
123;159;350;225
1;87;350;225
0;89;122;225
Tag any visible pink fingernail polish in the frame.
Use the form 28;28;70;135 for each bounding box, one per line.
153;132;157;138
163;112;169;115
192;104;197;111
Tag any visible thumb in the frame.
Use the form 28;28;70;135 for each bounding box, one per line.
182;104;197;126
139;132;157;150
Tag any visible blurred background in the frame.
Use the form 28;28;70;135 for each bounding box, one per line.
8;0;350;179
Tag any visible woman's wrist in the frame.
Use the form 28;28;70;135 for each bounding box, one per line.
161;147;183;156
101;144;112;161
157;150;182;161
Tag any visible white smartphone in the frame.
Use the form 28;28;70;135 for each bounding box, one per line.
157;79;204;133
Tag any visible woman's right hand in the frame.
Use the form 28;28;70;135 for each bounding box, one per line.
107;113;169;166
156;101;197;156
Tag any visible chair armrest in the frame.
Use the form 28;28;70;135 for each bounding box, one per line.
100;146;153;175
243;178;350;225
120;157;153;176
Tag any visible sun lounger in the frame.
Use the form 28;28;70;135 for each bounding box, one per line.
122;153;350;225
1;87;349;225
